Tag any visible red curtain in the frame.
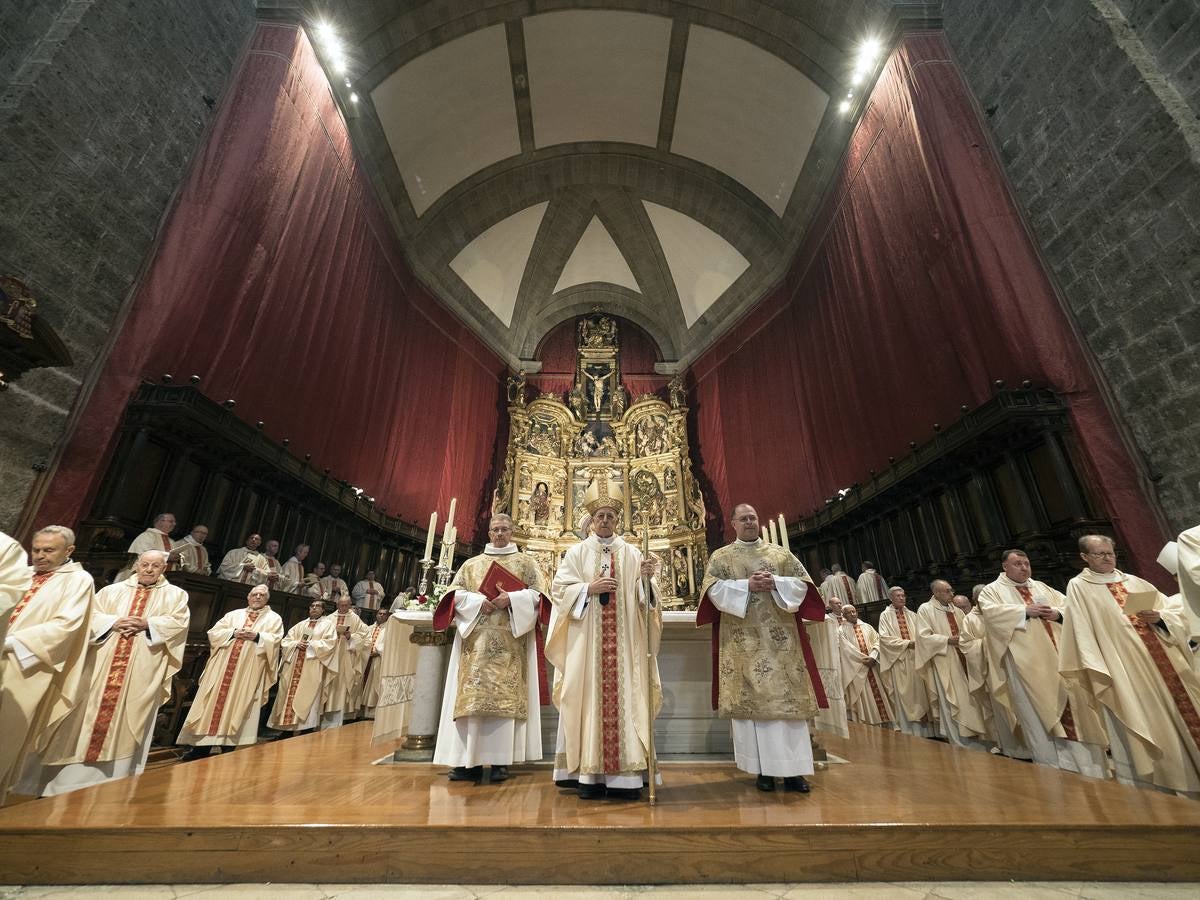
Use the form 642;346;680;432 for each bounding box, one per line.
35;23;506;544
690;32;1166;582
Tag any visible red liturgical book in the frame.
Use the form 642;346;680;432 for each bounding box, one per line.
478;561;528;600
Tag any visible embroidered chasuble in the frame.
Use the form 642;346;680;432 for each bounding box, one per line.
878;605;931;733
269;616;338;731
547;535;662;779
179;605;284;747
432;547;547;767
915;600;992;741
697;541;826;720
1060;568;1200;794
841;620;894;726
36;577;189;794
0;561;94;804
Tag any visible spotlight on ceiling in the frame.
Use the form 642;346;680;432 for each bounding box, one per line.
839;99;851;115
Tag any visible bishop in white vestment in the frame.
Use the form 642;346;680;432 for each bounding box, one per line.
547;479;661;800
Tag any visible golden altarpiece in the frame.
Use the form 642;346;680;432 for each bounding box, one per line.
494;314;707;609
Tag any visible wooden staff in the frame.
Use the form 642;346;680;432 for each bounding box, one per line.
642;529;657;805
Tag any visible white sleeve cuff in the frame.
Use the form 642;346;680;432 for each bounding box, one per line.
508;588;540;637
771;576;808;613
707;580;750;618
145;619;166;648
8;636;40;672
455;591;488;638
570;583;590;620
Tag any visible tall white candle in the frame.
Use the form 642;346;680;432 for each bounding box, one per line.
424;511;437;561
778;514;790;552
768;520;778;546
447;497;457;531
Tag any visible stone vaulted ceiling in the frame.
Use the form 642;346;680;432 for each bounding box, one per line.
310;1;937;368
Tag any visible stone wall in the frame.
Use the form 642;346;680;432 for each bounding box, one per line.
0;0;255;531
942;0;1200;533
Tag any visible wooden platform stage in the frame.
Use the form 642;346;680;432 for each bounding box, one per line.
2;721;1199;885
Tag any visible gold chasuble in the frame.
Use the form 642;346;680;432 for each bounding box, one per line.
436;550;547;719
696;541;826;721
0;561;94;805
432;546;548;768
178;605;284;747
1061;568;1200;795
37;576;189;794
548;535;662;780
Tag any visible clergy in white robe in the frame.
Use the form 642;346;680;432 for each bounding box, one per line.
433;514;547;782
217;533;271;585
36;551;189;795
371;608;417;744
1060;534;1200;796
820;565;858;606
697;503;826;793
357;608;392;719
320;564;351;603
281;544;309;597
0;532;33;687
840;605;895;728
878;588;933;737
916;580;994;750
304;562;328;600
321;594;368;729
547;479;661;800
174;525;212;576
270;600;339;732
856;563;890;609
351;571;386;612
262;540;288;593
977;551;1107;778
1170;526;1200;667
116;513;181;581
0;526;94;805
177;584;284;756
807;595;849;740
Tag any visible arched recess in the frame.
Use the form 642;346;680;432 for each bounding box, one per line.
517;285;678;361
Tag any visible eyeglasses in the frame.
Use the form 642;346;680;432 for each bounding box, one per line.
1084;551;1116;559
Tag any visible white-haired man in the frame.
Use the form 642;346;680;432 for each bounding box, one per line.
178;583;284;758
0;527;94;805
877;586;933;737
548;478;660;800
433;513;548;783
1060;534;1200;796
698;503;827;793
916;579;993;751
36;550;189;794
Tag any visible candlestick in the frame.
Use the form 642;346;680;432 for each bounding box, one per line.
424;511;437;561
778;514;790;552
417;558;434;599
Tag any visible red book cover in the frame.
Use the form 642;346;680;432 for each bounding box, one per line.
478;561;528;600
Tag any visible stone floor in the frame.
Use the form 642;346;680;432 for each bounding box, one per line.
1;885;1198;899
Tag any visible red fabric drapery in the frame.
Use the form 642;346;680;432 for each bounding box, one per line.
690;33;1165;583
35;23;505;544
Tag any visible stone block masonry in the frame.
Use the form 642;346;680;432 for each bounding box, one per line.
0;0;256;531
944;0;1200;534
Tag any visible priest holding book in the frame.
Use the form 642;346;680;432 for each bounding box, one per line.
432;513;548;784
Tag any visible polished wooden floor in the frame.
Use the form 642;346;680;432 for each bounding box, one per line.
2;722;1198;884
